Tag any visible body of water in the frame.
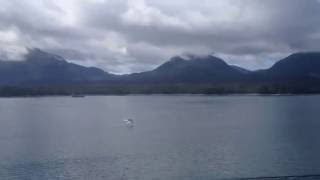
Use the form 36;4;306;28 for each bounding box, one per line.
0;95;320;179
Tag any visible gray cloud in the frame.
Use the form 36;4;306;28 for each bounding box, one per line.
0;0;320;73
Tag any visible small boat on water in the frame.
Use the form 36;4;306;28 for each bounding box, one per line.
123;118;134;127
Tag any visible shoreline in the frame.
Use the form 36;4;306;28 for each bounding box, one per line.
1;93;320;98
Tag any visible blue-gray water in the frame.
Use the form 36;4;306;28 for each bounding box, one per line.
0;95;320;180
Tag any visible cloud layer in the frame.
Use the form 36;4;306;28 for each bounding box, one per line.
1;0;320;73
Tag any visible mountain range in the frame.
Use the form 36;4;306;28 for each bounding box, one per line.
0;49;320;95
0;49;111;85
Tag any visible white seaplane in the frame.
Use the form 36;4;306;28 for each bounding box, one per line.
123;118;134;127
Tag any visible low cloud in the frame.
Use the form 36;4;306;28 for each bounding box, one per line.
1;0;320;73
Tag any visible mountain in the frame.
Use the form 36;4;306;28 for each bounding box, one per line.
260;52;320;82
1;49;320;95
0;49;111;85
122;55;248;84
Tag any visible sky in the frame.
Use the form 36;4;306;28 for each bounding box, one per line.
0;0;320;74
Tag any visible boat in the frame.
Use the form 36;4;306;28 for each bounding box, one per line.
123;118;134;127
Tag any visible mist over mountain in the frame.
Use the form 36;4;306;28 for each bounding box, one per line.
1;49;320;95
120;55;247;84
0;49;111;86
262;52;320;81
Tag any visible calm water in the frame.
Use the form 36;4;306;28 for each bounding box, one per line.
0;95;320;180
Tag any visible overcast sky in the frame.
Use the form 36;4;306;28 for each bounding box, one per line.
1;0;320;74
